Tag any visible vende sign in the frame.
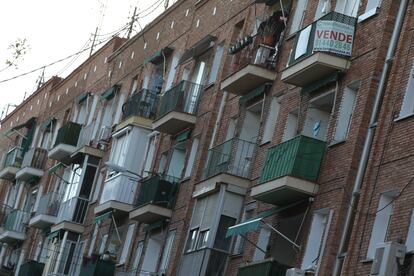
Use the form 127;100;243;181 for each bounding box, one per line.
313;20;355;56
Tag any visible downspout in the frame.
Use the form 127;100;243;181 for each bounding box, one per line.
333;1;408;275
209;91;228;149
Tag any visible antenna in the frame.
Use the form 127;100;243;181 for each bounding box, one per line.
90;27;99;57
36;67;45;90
127;7;138;39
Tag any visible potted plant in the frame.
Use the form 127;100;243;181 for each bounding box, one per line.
262;20;278;46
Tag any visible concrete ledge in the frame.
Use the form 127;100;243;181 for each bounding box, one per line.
94;200;134;216
281;52;350;87
0;166;19;180
193;173;250;198
29;214;56;229
48;144;76;163
51;221;85;234
251;175;319;205
16;167;44;181
0;230;26;243
71;145;104;160
116;116;153;132
129;204;172;223
153;111;196;135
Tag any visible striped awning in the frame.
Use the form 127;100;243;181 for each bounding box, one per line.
179;35;217;64
144;47;173;65
75;92;91;104
101;85;120;101
93;211;112;224
48;162;64;173
41;117;56;130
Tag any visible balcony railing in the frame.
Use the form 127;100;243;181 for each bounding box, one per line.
21;147;47;170
0;204;12;225
3;209;29;233
288;12;357;66
122;89;159;120
79;258;115;276
77;123;94;148
237;259;290;276
100;173;138;205
56;197;88;225
36;192;62;217
259;135;326;184
54;122;82;148
158;81;203;118
204;138;256;180
135;174;179;208
3;147;24;169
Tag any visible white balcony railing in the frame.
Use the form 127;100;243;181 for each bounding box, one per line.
56;197;88;225
99;173;139;205
77;123;95;148
36;192;62;217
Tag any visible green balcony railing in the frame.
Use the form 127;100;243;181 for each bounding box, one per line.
54;122;82;148
260;135;326;184
3;147;24;169
122;88;159;120
237;259;291;276
288;12;357;66
79;258;115;276
18;260;45;276
21;147;47;170
203;138;257;180
157;81;203;118
3;209;29;233
135;174;179;208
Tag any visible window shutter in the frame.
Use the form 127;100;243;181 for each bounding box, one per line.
290;0;309;34
400;62;414;117
119;223;136;264
334;87;357;142
262;97;281;144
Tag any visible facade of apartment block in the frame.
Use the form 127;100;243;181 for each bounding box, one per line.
0;0;413;275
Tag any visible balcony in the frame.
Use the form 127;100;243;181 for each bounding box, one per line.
18;260;45;276
281;12;357;87
79;258;115;276
29;192;61;229
129;174;178;223
94;173;138;216
51;196;88;234
193;138;256;198
237;259;290;276
16;147;47;181
153;81;203;135
221;43;277;96
0;147;23;180
0;208;29;243
48;122;82;163
117;88;159;131
251;136;326;205
71;123;104;159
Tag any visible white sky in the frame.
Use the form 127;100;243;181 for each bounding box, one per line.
0;0;164;119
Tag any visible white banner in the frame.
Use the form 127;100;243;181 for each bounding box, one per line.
313;20;355;56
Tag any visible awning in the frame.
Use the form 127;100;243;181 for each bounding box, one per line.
101;85;120;101
226;200;306;238
93;211;112;224
48;162;64;173
41;117;56;130
4;117;36;137
143;220;164;232
175;129;192;142
301;72;339;95
75;92;91;104
179;35;217;64
144;47;173;65
48;230;60;240
255;0;291;8
239;84;270;104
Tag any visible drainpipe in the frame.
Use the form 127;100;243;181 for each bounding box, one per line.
333;1;408;275
209;92;228;149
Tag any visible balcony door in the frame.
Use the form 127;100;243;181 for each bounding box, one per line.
185;61;206;114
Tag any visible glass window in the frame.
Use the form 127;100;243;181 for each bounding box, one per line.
290;0;309;34
186;228;199;252
214;216;236;251
159;230;176;272
197;230;210;249
208;44;224;84
132;241;144;272
184;138;199;178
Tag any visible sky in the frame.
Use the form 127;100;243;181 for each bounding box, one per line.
0;0;166;119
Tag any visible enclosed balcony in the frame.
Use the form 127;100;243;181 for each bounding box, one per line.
193;138;256;198
51;196;88;234
129;174;178;223
16;147;47;181
237;259;290;276
48;122;82;163
153;81;203;135
72;123;104;159
251;136;326;205
118;88;159;131
0;147;24;180
281;12;357;87
94;173;138;216
29;192;61;229
0;207;29;243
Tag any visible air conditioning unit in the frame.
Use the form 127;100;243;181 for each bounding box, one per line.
286;268;305;276
370;241;406;276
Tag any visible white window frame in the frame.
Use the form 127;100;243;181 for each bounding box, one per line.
406;209;414;253
358;0;382;22
119;223;136;265
399;62;414;119
290;0;309;34
208;43;224;85
333;84;358;143
132;241;144;272
314;0;331;20
184;138;199;178
159;230;176;273
262;97;281;144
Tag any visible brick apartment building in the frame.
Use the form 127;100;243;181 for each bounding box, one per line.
0;0;413;275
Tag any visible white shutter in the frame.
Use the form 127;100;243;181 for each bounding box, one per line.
159;230;176;272
88;225;99;257
165;54;180;90
113;93;126;125
405;210;414;252
208;44;224;84
184;138;199;178
119;223;136;264
290;0;309;34
262;97;280;144
253;228;271;261
400;62;414;117
282;112;298;142
334;87;357;142
314;0;331;20
99;234;108;254
132;241;144;271
365;0;381;13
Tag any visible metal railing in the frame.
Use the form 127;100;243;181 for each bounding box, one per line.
203;138;257;180
135;174;179;208
77;123;94;148
179;248;228;276
99;173;139;205
157;81;203;118
54;122;82;148
21;147;48;170
122;89;159;120
288;11;357;66
35;192;62;217
56;196;88;225
0;204;12;225
3;209;29;233
237;259;290;276
3;147;24;169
